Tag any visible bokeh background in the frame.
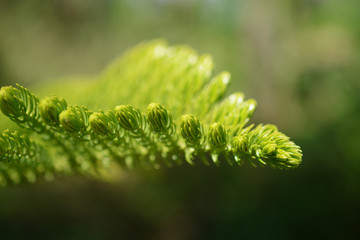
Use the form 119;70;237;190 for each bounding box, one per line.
0;0;359;239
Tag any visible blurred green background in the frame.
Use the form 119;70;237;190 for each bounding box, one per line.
0;0;359;239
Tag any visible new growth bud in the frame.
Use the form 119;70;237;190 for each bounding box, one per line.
0;86;24;118
208;123;227;151
115;105;143;131
89;112;113;136
180;114;204;146
146;103;172;134
59;107;86;133
39;96;67;126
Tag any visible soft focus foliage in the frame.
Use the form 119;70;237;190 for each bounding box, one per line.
0;41;302;187
0;1;359;239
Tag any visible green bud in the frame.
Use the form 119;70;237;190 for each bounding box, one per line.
115;105;142;131
39;96;67;126
89;112;112;136
59;107;85;133
0;86;24;118
180;114;204;146
208;123;227;151
146;103;172;134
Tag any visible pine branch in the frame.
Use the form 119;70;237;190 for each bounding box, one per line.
0;40;303;187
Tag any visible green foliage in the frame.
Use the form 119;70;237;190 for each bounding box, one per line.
0;130;53;186
39;96;67;126
232;124;302;169
0;40;302;186
0;84;42;132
